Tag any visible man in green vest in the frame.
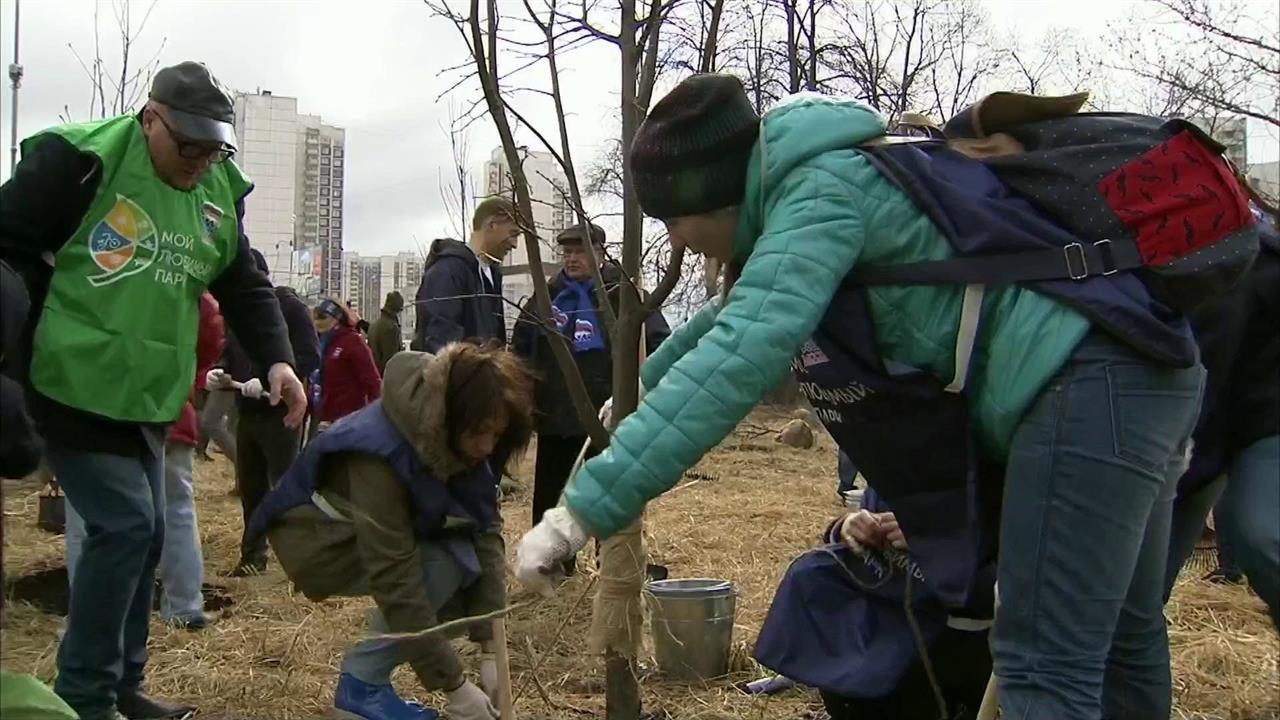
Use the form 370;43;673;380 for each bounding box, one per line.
0;61;307;720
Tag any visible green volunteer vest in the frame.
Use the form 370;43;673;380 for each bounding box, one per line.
24;114;252;423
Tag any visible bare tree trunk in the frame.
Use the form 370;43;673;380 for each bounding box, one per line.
784;0;801;93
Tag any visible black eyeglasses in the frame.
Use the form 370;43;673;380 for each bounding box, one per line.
153;111;234;163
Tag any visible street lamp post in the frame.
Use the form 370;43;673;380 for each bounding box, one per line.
8;0;23;177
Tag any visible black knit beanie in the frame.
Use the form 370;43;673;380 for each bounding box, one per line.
630;74;760;220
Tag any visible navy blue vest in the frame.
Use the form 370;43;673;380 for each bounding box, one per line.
246;400;499;583
788;141;1190;611
857;142;1197;367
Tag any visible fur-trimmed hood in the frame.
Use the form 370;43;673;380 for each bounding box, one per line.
380;345;472;478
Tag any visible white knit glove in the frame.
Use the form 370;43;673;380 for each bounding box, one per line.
446;680;499;720
478;653;499;705
239;377;264;398
205;368;230;390
515;507;590;597
598;396;614;430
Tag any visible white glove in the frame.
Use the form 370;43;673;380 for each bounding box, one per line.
598;396;614;430
239;377;264;398
205;368;230;390
838;509;878;554
446;680;499;720
515;507;590;597
478;653;499;705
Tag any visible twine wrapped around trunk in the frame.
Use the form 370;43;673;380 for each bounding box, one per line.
586;317;650;659
587;516;646;656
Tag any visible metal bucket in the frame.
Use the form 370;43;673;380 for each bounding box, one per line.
644;578;737;681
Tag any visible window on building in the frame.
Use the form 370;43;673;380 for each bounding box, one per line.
334;147;343;158
320;218;330;228
320;196;329;206
321;145;331;155
320;207;330;217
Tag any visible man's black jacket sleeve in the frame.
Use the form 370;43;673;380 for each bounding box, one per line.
280;290;321;380
0;135;100;305
207;198;295;374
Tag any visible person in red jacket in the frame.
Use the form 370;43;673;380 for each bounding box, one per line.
65;293;225;630
313;298;381;430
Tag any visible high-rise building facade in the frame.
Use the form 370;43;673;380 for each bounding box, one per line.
484;147;571;331
1188;116;1248;171
233;91;345;301
298;116;347;300
344;251;424;346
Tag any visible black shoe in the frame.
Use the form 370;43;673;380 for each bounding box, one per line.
1204;567;1246;585
117;691;196;720
226;557;267;577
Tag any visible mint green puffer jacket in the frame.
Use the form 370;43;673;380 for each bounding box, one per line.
563;94;1091;538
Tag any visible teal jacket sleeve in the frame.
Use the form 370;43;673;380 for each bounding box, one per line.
639;299;720;391
564;160;868;537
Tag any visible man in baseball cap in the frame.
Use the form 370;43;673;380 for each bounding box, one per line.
147;60;238;151
0;60;308;719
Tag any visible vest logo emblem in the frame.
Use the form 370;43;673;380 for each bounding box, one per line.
88;195;158;287
200;201;224;245
799;341;830;368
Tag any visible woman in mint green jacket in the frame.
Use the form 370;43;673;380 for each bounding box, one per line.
516;75;1203;719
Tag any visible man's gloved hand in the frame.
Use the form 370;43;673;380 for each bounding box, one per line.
515;507;590;597
239;377;264;399
446;680;499;720
205;368;231;390
478;653;499;705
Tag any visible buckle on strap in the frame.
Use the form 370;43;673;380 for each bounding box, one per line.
1094;239;1118;276
1064;242;1088;280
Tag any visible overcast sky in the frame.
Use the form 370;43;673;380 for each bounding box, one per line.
1;0;1275;257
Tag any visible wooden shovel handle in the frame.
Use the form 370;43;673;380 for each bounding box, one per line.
493;618;516;719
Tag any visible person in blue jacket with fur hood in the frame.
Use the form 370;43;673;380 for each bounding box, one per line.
515;74;1221;720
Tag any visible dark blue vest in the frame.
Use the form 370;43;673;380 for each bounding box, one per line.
788;142;1197;610
857;142;1197;367
246;400;499;584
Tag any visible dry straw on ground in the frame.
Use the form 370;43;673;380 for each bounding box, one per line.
3;409;1277;719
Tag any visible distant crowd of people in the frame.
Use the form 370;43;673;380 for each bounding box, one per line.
1;60;1276;720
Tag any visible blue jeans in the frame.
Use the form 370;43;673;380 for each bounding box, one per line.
65;443;206;623
340;542;467;684
49;443;165;719
993;332;1203;720
1163;475;1227;600
837;450;858;495
1217;436;1280;628
1164;436;1280;628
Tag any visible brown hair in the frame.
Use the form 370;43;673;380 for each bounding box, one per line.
472;196;516;232
444;342;535;469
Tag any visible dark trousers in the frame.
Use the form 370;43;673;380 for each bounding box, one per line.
235;412;301;564
532;434;593;526
47;442;164;719
820;627;993;720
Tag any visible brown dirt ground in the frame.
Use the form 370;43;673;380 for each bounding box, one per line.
2;409;1277;719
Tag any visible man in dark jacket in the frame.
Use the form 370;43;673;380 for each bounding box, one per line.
412;197;519;352
0;62;306;720
1165;220;1280;629
209;250;321;577
510;223;670;563
368;290;404;374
